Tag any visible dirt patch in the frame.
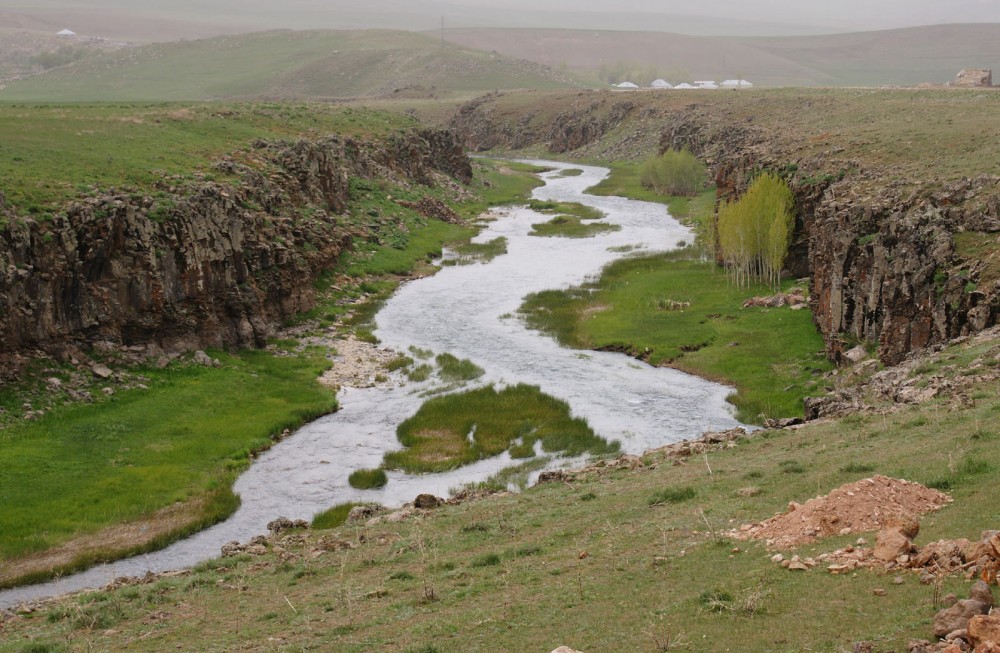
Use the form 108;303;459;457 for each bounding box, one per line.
731;475;951;549
0;497;209;587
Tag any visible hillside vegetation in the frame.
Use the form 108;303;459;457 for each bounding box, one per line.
0;29;580;102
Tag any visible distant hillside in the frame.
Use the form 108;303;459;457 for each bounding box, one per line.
0;29;581;102
441;24;1000;87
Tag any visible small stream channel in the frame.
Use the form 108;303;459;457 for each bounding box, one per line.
0;161;743;609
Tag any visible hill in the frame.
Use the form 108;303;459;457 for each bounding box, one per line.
440;24;1000;87
0;29;580;102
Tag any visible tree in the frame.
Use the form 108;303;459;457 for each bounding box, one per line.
716;172;794;290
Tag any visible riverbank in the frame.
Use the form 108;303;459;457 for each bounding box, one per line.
4;329;998;651
0;133;545;588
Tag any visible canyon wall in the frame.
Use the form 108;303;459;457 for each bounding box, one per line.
0;128;471;378
450;93;1000;364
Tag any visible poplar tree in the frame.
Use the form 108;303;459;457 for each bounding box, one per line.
716;172;794;290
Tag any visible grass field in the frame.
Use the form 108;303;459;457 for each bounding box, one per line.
0;29;579;103
4;334;999;651
0;349;337;587
0;103;415;211
519;248;831;422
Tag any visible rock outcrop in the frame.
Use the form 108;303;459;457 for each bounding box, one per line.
0;129;471;379
660;110;1000;365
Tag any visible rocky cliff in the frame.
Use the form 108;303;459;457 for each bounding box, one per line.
660;111;1000;364
0;128;471;379
447;92;1000;365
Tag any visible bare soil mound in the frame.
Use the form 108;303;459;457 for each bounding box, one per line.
733;475;951;549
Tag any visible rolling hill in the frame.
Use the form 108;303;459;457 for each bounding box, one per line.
0;29;581;102
441;24;1000;87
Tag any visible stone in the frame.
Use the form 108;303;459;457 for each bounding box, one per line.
969;580;995;607
193;350;220;367
844;345;868;364
221;541;245;556
266;517;297;533
933;599;991;638
875;527;915;562
348;505;379;522
414;494;442;509
551;648;584;653
92;364;114;379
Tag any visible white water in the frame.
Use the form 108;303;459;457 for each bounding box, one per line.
0;161;741;609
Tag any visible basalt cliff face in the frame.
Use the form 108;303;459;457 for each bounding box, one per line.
0;128;471;379
660;111;1000;365
448;93;1000;365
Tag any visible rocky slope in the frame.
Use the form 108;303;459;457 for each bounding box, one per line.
0;128;471;379
447;90;1000;365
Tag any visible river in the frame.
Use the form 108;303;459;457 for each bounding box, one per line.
0;160;742;609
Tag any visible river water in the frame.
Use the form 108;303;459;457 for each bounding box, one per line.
0;161;742;609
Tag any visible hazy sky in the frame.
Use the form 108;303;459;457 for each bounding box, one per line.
4;0;1000;37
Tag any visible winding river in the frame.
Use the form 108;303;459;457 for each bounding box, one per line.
0;161;742;609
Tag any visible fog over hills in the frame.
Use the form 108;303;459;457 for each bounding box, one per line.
2;0;1000;41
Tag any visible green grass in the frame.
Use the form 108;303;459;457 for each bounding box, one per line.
0;103;415;212
347;468;389;490
648;486;698;505
8;341;1000;651
383;384;619;473
529;215;620;238
0;29;578;103
519;248;832;422
0;349;336;583
434;354;484;382
456;159;548;219
442;237;508;266
527;199;604;221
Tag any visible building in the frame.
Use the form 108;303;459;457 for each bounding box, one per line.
721;79;754;88
56;29;77;37
650;78;673;89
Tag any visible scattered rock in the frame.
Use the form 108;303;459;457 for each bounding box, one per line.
414;494;443;509
91;364;114;379
934;585;992;638
968;614;1000;649
874;526;915;562
266;517;308;534
192;350;221;367
551;648;585;653
347;505;383;522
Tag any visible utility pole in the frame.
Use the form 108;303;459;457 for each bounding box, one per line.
441;16;445;47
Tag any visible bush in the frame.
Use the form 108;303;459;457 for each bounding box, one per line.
348;468;388;489
639;149;706;196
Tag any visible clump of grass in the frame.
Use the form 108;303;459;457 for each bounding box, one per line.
470;553;502;568
389;570;415;581
409;346;433;359
557;168;584;177
529;215;621;239
348;468;389;489
648;486;697;505
386;355;414;372
444;237;508;265
435;353;484;381
312;502;364;529
383;384;618;473
780;460;806;474
407;364;434;382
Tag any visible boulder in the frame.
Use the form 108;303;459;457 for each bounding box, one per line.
843;345;868;364
348;505;380;522
969;580;995;607
969;614;1000;649
91;364;114;379
414;494;443;509
933;599;991;638
875;527;915;562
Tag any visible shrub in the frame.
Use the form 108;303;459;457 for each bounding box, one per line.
348;468;388;489
648;486;697;505
639;149;707;196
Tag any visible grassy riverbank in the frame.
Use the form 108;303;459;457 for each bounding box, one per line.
0;350;337;589
5;333;999;652
0;110;546;587
516;162;831;422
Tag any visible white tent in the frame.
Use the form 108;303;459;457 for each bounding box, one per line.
650;79;673;89
615;81;639;89
721;79;754;88
673;83;696;89
56;29;76;37
694;80;719;89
